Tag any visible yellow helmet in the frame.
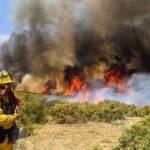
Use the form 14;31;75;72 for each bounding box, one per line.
0;70;13;84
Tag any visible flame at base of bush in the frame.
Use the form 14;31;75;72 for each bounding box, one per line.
62;69;129;104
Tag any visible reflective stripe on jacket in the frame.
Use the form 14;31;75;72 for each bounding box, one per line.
0;108;17;150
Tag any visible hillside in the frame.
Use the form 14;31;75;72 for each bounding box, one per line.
14;117;141;150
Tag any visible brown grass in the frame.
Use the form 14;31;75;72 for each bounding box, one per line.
14;117;141;150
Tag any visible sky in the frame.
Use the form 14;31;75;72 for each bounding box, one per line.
0;0;13;41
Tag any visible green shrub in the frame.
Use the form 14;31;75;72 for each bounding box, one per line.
16;92;150;126
114;116;150;150
111;119;125;125
91;102;125;122
18;93;47;124
45;100;65;108
101;101;138;117
49;103;90;123
49;101;126;123
139;106;150;117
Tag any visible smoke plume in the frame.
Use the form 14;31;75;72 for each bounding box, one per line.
0;0;150;96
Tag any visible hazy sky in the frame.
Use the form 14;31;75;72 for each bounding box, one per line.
0;0;13;36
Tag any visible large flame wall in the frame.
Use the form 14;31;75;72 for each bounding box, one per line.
0;0;150;105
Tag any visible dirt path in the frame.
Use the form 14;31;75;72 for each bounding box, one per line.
14;117;141;150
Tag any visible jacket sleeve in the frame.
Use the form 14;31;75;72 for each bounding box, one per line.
0;114;17;129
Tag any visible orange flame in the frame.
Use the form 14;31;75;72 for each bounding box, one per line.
63;75;104;103
104;69;126;89
64;76;89;96
39;86;49;94
39;69;128;103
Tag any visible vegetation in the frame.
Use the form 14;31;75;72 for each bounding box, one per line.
16;92;150;135
139;106;150;117
15;119;141;150
16;93;150;125
17;93;47;124
48;100;140;124
114;116;150;150
16;93;47;135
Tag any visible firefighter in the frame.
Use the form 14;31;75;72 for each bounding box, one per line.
0;70;20;150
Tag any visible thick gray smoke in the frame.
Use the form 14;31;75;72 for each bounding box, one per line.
72;0;150;72
1;0;76;81
0;0;150;94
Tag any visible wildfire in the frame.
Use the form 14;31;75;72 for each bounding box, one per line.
40;86;49;94
39;68;129;103
62;68;129;103
64;76;89;96
104;69;127;90
39;81;56;94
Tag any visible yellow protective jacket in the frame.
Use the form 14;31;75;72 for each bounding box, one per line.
0;108;17;150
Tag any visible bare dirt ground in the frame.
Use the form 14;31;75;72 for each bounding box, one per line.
14;117;141;150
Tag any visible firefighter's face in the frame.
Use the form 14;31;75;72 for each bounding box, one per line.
0;84;10;96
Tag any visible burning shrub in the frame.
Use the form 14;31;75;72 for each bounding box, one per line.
114;116;150;150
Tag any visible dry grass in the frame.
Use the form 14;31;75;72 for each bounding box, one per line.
14;117;141;150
